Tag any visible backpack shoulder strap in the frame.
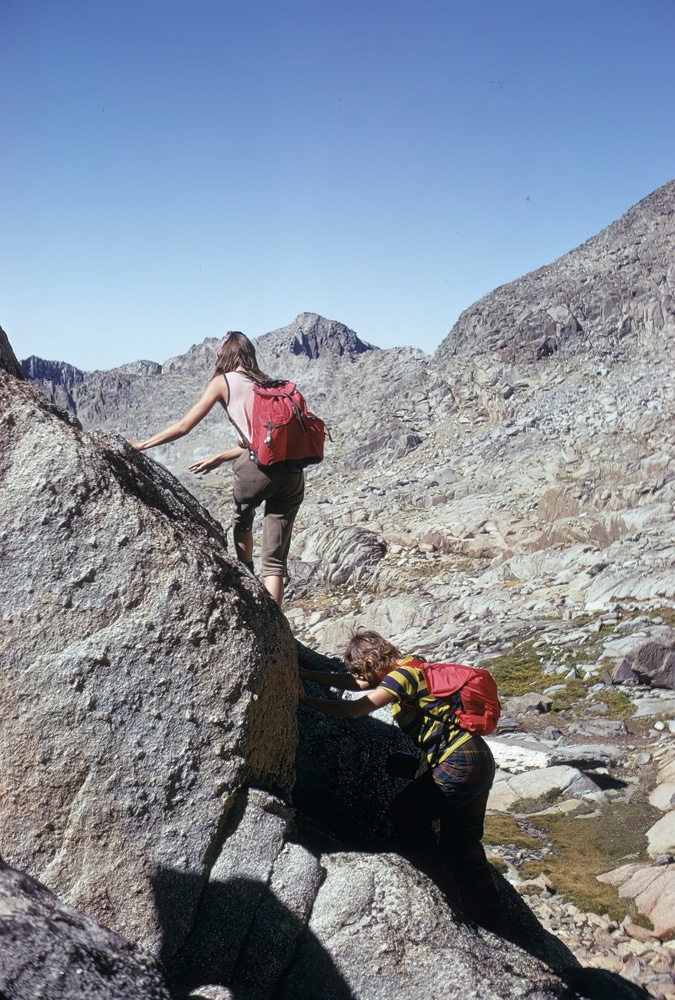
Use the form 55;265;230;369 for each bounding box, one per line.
395;662;472;763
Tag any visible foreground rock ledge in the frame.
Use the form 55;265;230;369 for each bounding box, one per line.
0;859;171;1000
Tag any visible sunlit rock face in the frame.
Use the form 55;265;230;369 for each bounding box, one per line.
435;179;675;364
0;368;297;957
5;179;674;1000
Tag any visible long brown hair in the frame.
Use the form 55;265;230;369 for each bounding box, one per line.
213;331;274;386
343;628;402;687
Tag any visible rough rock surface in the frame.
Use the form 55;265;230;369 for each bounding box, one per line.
295;646;419;848
597;864;675;939
0;323;23;379
280;852;572;1000
612;631;675;688
0;859;171;1000
255;310;377;360
0;369;297;959
3;365;638;1000
435;179;675;365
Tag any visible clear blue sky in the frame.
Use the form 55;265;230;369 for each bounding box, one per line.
3;0;674;370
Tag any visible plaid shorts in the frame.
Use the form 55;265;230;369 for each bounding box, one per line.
432;735;495;791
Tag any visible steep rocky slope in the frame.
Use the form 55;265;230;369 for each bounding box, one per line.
435;178;675;364
22;183;675;633
0;323;23;379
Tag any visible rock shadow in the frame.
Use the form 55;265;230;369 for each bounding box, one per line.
295;641;415;850
584;771;629;791
152;866;355;1000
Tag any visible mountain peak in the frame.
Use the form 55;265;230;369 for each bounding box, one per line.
256;313;377;360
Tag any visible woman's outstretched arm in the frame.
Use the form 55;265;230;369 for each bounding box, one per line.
128;377;226;451
188;447;245;474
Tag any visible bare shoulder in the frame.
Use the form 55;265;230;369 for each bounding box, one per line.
202;373;229;405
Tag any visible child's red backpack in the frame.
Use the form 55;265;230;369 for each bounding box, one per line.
410;660;501;735
231;380;326;468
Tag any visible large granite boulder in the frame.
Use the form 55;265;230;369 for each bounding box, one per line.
0;368;297;960
611;628;675;689
291;525;387;591
280;852;567;1000
279;852;651;1000
1;338;653;1000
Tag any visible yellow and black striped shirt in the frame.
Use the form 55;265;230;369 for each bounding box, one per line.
379;657;473;767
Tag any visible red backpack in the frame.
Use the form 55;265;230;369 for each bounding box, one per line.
229;380;326;468
409;660;501;736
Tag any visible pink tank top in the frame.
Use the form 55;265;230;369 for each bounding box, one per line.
223;371;254;443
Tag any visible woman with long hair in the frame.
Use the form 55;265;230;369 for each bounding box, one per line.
129;331;305;606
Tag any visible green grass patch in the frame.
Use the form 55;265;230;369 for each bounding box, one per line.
489;638;637;720
556;642;603;666
609;603;675;629
549;678;589;712
484;814;543;850
518;801;661;926
650;606;675;628
547;681;634;721
486;855;509;874
510;789;568;815
588;687;634;720
489;643;595;706
489;642;551;697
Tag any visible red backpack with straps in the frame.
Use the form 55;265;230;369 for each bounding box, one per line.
229;379;326;468
408;660;501;736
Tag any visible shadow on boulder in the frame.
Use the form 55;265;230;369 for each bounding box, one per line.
0;858;171;1000
154;867;355;1000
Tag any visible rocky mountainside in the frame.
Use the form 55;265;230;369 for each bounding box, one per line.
0;324;23;379
254;310;378;360
8;178;675;998
20;311;375;429
436;179;675;364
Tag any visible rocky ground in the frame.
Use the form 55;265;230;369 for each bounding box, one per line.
498;731;675;1000
289;595;675;999
524;885;675;1000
